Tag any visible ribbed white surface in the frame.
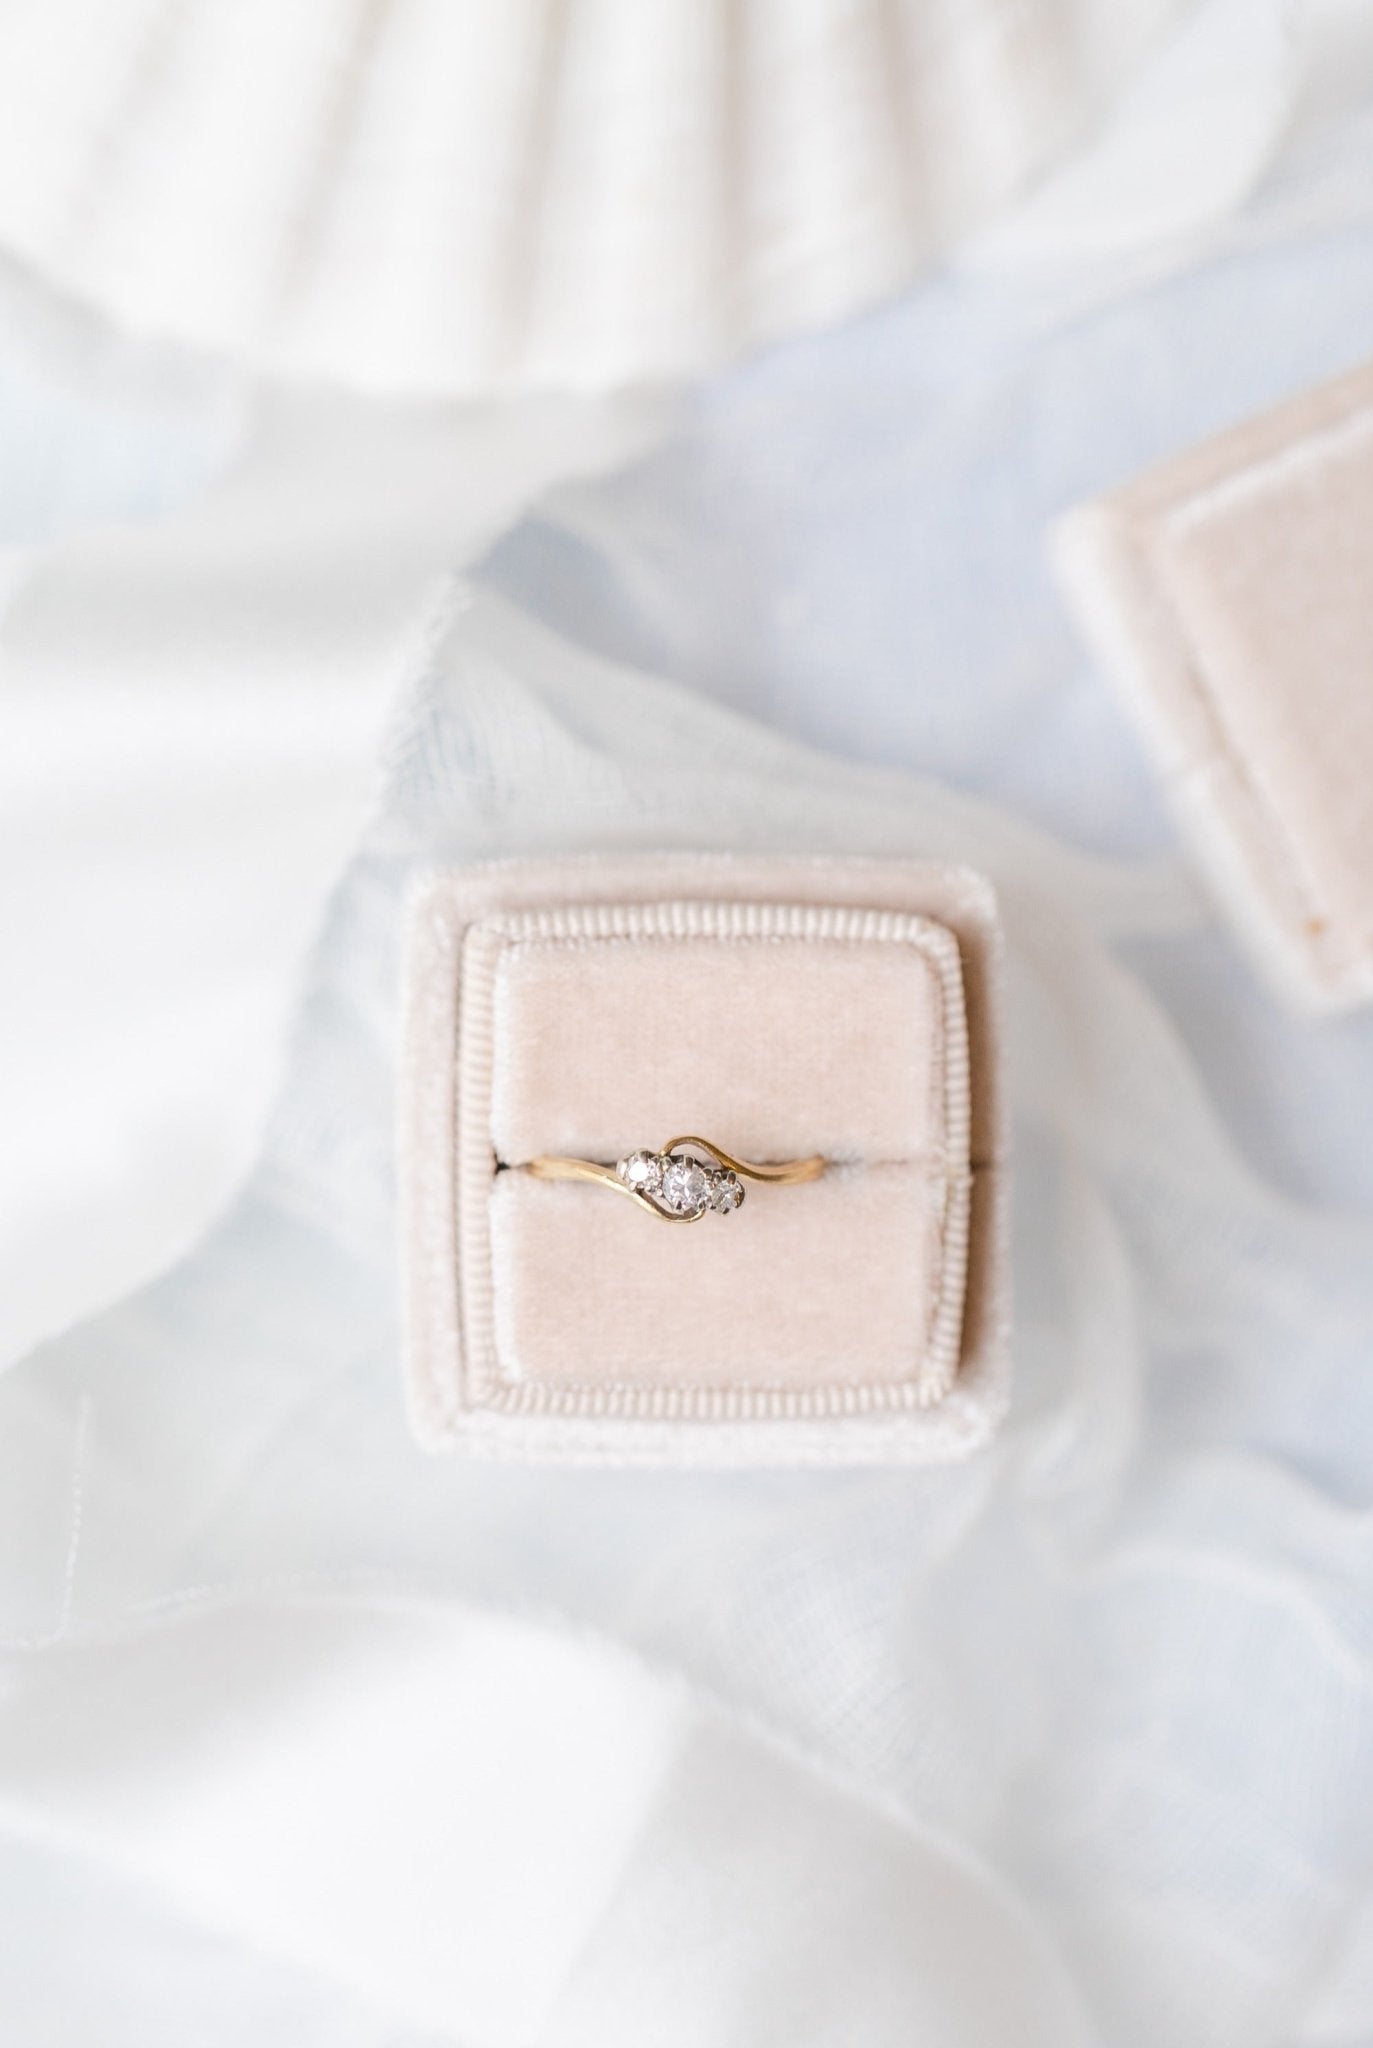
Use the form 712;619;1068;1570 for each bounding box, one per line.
0;0;1181;393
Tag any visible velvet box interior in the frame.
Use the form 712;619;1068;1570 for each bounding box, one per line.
400;854;1010;1467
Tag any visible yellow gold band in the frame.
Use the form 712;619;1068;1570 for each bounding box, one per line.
525;1134;825;1223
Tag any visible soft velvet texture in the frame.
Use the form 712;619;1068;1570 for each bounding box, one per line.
400;853;1009;1466
490;1170;948;1394
489;922;951;1165
1055;358;1373;1012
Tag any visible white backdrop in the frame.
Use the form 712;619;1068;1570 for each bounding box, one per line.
4;5;1373;2043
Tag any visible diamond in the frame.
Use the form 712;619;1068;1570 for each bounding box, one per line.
710;1172;744;1214
618;1149;663;1194
659;1156;711;1215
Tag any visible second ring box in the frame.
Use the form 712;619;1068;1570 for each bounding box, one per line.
400;854;1010;1467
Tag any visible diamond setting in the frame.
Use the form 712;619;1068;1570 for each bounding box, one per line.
617;1149;662;1196
659;1157;711;1216
616;1147;746;1218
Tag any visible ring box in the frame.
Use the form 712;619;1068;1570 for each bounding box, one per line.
1055;358;1373;1013
399;854;1010;1467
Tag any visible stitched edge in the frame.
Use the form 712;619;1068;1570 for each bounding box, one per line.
397;855;1012;1464
453;900;972;1420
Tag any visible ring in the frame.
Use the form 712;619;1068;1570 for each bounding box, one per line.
524;1135;825;1223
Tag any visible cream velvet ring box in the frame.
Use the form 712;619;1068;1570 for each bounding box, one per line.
399;855;1011;1468
1055;359;1373;1014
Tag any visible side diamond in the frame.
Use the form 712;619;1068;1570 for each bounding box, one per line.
618;1149;663;1194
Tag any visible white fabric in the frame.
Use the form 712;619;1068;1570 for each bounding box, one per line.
0;379;667;1364
6;11;1373;2047
3;567;1373;2042
0;1596;1094;2046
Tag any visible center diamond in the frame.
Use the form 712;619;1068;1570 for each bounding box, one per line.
659;1157;711;1215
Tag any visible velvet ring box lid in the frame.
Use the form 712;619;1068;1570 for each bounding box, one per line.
399;855;1010;1467
1055;358;1373;1013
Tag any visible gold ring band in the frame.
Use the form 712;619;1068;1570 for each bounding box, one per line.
525;1135;825;1223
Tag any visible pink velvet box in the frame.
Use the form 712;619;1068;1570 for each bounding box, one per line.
1055;359;1373;1013
399;854;1010;1467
